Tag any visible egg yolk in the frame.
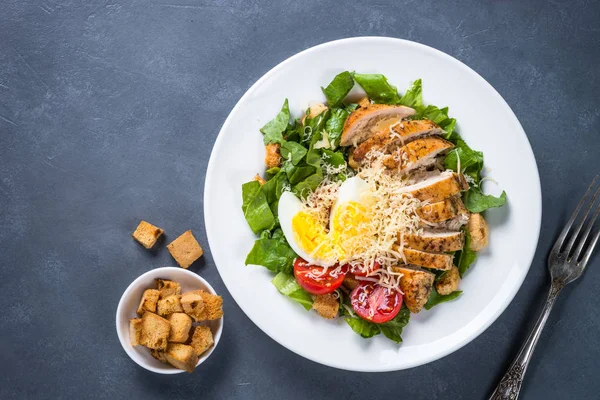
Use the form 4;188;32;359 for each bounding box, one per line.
291;211;336;262
330;201;370;261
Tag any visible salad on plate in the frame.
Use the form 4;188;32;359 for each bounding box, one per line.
241;71;507;343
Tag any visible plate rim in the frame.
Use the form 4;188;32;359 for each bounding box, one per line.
204;36;542;372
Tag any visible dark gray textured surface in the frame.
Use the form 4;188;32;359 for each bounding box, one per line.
1;0;599;398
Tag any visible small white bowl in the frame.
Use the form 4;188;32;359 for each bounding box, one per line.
116;267;223;374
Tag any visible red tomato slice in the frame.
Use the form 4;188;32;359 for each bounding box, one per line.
293;258;346;295
350;281;402;323
349;261;382;277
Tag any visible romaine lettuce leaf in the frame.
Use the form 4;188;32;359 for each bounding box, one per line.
242;181;276;234
325;108;350;150
260;99;290;145
280;141;307;165
321;71;354;107
398;79;423;108
271;272;313;311
245;237;297;274
378;307;411;343
457;229;477;276
424;286;463;310
345;316;381;338
444;139;483;173
261;170;289;204
354;73;401;104
464;189;507;213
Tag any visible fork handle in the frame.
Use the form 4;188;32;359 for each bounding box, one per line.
489;282;563;400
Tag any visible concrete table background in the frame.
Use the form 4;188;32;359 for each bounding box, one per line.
1;0;599;398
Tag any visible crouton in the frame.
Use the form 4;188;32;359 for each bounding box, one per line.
435;266;460;295
312;293;339;319
265;143;281;168
185;290;223;321
150;349;168;363
188;326;214;357
129;318;143;346
343;275;359;290
132;220;164;249
140;312;170;351
301;103;329;124
357;96;371;108
155;279;181;299
167;313;193;343
180;292;205;321
468;213;489;251
254;173;267;186
165;343;198;373
136;289;160;315
166;230;204;269
157;295;183;316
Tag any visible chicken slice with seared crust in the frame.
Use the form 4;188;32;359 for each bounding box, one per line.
399;171;468;203
392;266;435;313
382;136;454;171
340;104;416;146
350;119;443;164
400;230;464;252
400;247;454;270
417;196;468;224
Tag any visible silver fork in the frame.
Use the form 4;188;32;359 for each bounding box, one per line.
490;176;600;400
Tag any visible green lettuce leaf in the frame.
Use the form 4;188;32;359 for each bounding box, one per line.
354;73;401;104
280;141;307;165
444;139;483;173
321;71;354;107
457;229;477;276
241;181;276;234
302;109;330;144
398;79;423;108
245;237;297;274
464;189;507;213
321;149;346;167
261;170;289;204
325;108;350;149
378;307;411;343
424;286;463;310
260;99;290;145
271;272;313;311
345;316;381;338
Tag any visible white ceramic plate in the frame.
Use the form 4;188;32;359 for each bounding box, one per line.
204;37;541;372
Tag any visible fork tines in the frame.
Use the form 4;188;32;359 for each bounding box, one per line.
553;175;600;267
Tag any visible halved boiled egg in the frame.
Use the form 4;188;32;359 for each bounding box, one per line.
278;177;372;267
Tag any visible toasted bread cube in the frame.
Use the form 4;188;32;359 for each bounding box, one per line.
129;318;143;346
136;289;160;315
140;312;170;351
435;266;460;295
132;220;164;249
343;275;359;290
150;349;168;363
186;290;223;321
165;343;197;373
312;293;339;319
265;143;282;168
157;295;183;316
358;96;371;108
180;292;205;321
189;326;214;357
167;313;192;343
155;279;181;299
166;230;204;269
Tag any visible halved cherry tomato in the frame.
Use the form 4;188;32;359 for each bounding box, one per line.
293;258;346;295
348;261;382;277
350;281;402;323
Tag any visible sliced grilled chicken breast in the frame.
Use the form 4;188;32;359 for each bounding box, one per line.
392;265;434;313
400;230;464;252
401;247;453;270
382;136;454;171
400;171;468;203
350;119;443;163
417;196;467;224
340;104;416;147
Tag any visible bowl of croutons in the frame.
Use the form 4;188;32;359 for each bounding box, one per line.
116;267;224;374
